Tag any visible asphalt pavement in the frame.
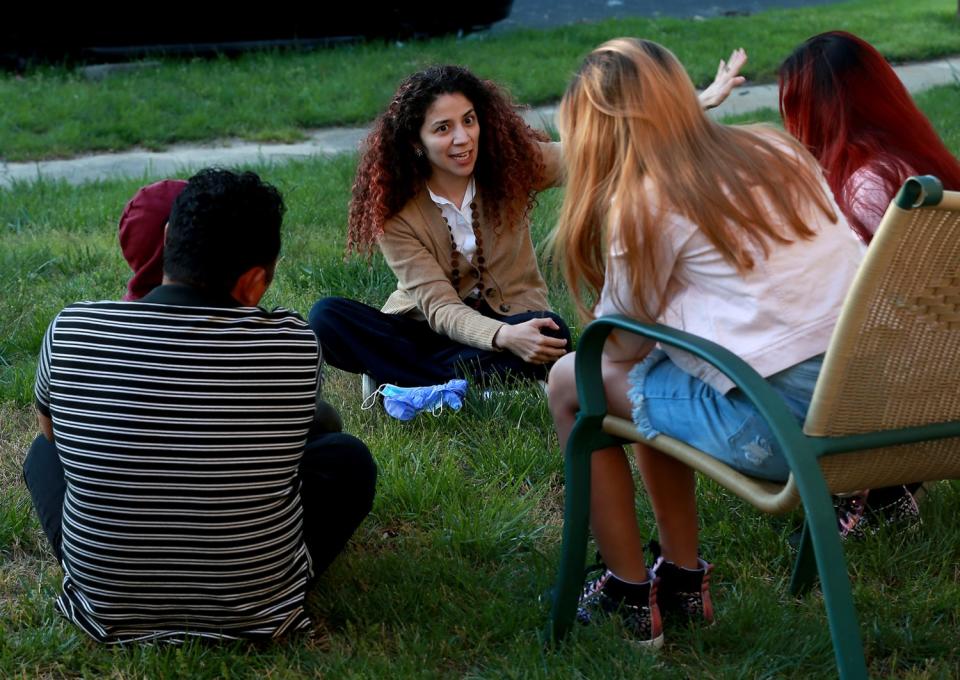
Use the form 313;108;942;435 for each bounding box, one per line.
495;0;846;29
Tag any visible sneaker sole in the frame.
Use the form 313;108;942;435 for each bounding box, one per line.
631;631;665;649
361;374;377;402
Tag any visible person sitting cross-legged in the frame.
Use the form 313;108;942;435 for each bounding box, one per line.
22;167;377;643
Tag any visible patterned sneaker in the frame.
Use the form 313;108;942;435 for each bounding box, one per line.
835;486;921;540
835;492;868;540
865;485;922;530
648;541;715;626
576;567;664;648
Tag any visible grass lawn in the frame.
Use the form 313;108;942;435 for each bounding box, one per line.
3;82;960;676
1;0;959;162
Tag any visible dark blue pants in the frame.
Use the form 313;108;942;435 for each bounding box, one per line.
308;296;572;387
22;432;376;575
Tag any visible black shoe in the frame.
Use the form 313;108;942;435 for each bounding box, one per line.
865;484;922;526
576;566;664;648
647;540;715;626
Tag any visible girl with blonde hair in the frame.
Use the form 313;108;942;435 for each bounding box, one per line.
548;38;864;646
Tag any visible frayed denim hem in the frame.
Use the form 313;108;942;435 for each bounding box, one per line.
626;348;668;441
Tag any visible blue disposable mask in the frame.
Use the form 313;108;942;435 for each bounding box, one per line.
363;379;468;421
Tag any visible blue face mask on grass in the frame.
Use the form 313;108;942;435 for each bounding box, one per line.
364;379;469;421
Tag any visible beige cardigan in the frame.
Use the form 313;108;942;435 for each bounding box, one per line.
379;141;563;351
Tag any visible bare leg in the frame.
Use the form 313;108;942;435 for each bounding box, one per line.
633;446;699;568
549;352;646;581
549;351;701;577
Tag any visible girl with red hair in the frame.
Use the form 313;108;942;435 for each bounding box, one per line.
779;31;960;533
779;30;960;243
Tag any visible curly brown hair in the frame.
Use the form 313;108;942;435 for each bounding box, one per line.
347;65;549;255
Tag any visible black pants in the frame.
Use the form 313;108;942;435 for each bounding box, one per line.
22;432;376;575
308;296;572;387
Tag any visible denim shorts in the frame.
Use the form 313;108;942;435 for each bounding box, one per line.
626;349;823;482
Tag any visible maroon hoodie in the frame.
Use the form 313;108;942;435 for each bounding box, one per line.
118;179;187;301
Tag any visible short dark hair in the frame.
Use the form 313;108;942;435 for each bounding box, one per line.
164;168;285;292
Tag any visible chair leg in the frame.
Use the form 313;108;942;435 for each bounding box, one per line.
546;414;619;642
789;519;817;596
794;474;869;680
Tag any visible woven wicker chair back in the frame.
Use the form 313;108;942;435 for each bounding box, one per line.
804;191;960;492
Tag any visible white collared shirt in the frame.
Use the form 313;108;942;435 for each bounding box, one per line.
428;177;477;263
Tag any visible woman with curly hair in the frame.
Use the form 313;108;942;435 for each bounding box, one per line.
309;60;744;392
309;65;570;391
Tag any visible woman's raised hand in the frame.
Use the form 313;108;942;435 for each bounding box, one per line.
698;48;748;110
494;317;568;364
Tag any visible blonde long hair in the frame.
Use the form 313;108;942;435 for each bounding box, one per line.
555;38;837;321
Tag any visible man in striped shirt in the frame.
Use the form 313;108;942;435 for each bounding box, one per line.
22;168;377;643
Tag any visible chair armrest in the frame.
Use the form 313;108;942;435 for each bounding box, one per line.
894;175;943;209
575;315;810;465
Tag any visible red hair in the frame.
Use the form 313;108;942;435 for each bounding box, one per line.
779;31;960;242
348;65;548;256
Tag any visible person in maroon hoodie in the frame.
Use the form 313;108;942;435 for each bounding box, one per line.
118;179;188;301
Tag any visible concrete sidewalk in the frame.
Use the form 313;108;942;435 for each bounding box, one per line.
2;56;958;189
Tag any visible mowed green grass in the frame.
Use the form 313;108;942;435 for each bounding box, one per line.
3;84;960;678
2;0;959;161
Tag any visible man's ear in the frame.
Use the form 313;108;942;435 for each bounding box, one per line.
230;266;271;307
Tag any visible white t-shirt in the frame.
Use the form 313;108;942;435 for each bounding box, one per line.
596;165;865;394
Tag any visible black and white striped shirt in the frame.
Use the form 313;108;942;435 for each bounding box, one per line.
35;285;319;643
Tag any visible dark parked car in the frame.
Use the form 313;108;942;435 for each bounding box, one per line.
3;2;514;67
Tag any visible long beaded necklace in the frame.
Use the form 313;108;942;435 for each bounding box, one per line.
438;200;486;293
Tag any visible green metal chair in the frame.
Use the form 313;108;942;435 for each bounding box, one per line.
546;176;960;679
